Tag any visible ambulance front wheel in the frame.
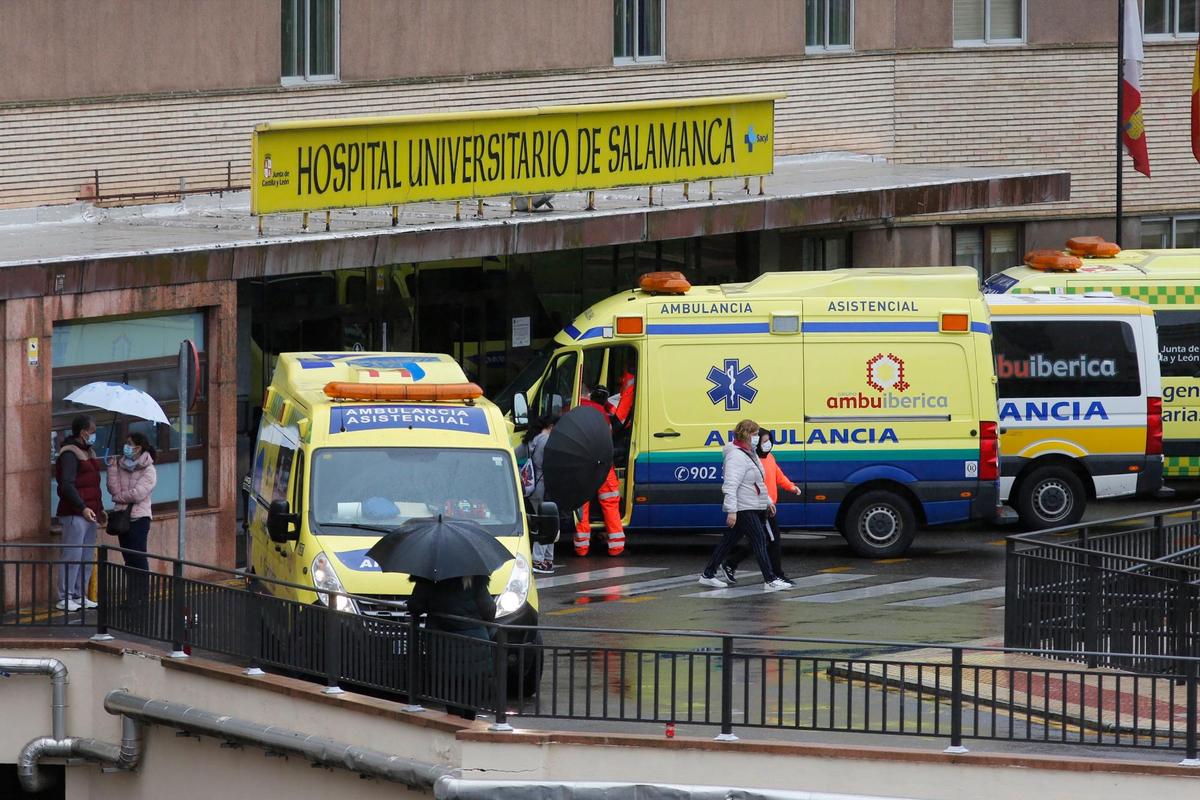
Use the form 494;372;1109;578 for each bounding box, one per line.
1014;465;1085;530
841;490;917;558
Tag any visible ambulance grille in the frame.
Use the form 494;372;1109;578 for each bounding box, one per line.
357;595;408;620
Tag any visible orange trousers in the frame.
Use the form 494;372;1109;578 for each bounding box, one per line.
574;468;625;556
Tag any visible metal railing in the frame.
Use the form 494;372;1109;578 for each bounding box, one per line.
1;543;1198;757
1006;505;1200;674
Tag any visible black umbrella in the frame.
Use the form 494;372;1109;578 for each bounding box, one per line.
542;404;614;510
364;515;513;582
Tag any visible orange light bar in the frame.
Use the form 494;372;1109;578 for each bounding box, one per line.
615;316;645;335
638;271;691;295
1066;236;1121;258
941;313;969;332
324;382;483;402
1024;249;1082;272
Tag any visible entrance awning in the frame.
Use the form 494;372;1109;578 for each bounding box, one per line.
0;155;1068;297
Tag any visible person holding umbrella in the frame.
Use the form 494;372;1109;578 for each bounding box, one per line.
366;515;511;721
105;432;158;612
573;386;625;557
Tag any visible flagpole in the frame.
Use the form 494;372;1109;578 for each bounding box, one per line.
1115;0;1124;247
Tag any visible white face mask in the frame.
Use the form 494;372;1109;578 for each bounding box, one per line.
760;441;772;454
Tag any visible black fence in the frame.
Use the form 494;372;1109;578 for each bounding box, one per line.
1006;506;1200;674
2;543;1198;757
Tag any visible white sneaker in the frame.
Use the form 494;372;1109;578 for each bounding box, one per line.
697;575;728;589
763;579;790;592
82;598;98;609
55;599;81;611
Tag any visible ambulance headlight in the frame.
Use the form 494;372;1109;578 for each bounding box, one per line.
312;551;356;613
495;554;531;617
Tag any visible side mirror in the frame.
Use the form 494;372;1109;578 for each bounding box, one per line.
532;501;560;545
267;499;299;543
513;392;530;427
240;475;252;532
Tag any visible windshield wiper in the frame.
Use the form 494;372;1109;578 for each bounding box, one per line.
316;522;396;535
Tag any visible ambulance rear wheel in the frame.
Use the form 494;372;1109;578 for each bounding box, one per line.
1015;465;1085;530
841;491;917;558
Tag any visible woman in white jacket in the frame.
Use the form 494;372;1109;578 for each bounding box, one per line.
698;419;789;591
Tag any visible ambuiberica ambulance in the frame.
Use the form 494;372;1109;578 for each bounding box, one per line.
985;239;1200;478
510;269;1001;557
246;352;557;693
984;294;1163;529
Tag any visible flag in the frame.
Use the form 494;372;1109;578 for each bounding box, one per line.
1121;0;1150;177
1191;35;1199;163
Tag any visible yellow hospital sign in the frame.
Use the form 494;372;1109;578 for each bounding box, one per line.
250;94;781;215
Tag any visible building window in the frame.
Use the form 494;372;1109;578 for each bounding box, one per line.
953;0;1025;45
806;0;853;51
614;0;664;63
51;312;210;514
1142;215;1200;247
1144;0;1200;38
281;0;339;83
954;224;1021;278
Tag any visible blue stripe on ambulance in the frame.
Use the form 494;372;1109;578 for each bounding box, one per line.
565;321;990;340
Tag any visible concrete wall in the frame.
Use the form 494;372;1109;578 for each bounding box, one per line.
0;280;238;573
1;640;1198;800
0;0;278;103
895;0;953;49
1029;1;1116;46
341;0;608;81
666;0;804;62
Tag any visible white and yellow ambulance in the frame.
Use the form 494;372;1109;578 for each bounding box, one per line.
985;293;1163;529
246;351;556;691
511;269;1001;557
985;239;1200;478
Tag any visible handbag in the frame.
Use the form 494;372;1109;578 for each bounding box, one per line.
106;507;131;536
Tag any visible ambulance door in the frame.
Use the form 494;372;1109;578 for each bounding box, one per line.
644;339;805;529
578;344;641;519
248;421;301;595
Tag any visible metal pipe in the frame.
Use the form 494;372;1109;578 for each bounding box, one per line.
17;723;141;795
104;690;450;789
434;777;921;800
0;657;69;739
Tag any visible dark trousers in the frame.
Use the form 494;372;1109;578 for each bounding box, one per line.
118;516;151;608
726;515;787;579
703;510;776;582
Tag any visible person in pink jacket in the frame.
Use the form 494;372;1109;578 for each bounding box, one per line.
106;432;157;609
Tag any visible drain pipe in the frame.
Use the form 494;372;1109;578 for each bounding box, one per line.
434;778;921;800
104;690;451;789
1;657;142;793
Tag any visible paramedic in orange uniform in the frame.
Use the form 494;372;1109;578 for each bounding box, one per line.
574;385;626;556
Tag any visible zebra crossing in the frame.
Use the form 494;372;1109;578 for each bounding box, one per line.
537;568;1004;608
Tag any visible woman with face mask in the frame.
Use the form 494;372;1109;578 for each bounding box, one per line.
697;419;789;591
106;432;158;613
719;429;802;586
55;414;104;611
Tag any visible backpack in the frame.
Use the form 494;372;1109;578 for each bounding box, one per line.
520;458;537;497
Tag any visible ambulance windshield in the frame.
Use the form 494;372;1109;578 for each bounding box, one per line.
310;447;521;536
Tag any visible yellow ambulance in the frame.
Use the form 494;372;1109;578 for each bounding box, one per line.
985;240;1200;478
245;351;557;691
510;268;1001;557
985;293;1163;529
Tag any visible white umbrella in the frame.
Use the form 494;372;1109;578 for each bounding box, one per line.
64;381;169;425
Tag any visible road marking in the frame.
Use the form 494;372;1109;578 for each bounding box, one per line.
886;586;1006;608
787;577;977;603
874;558;910;565
537;566;664;589
546;607;590;616
578;575;699;597
819;566;853;573
987;540;1007;546
682;572;873;599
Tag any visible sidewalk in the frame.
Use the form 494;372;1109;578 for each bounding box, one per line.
842;637;1197;739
